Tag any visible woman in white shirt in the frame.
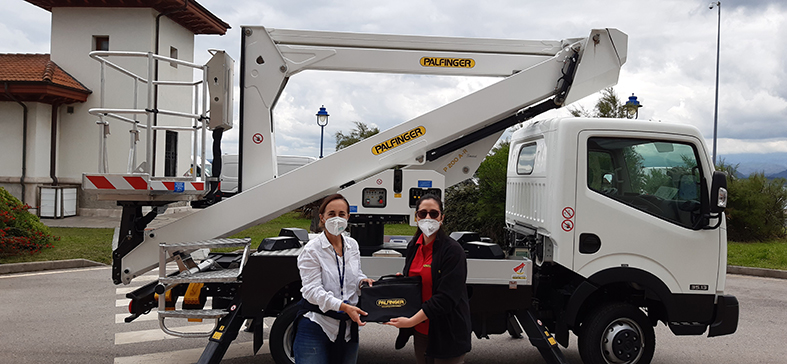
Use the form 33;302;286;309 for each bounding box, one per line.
294;193;373;364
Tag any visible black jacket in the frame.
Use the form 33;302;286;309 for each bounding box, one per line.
399;231;472;358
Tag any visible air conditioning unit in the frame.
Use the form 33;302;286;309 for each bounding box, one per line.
39;186;77;218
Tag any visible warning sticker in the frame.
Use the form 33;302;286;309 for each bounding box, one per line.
561;220;574;232
252;133;264;144
562;207;575;219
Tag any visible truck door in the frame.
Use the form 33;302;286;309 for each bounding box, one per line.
573;131;721;295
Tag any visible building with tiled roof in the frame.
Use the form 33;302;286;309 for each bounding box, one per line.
0;0;228;216
0;54;91;104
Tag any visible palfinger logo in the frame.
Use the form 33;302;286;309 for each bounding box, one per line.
420;57;475;68
376;298;407;308
372;126;425;155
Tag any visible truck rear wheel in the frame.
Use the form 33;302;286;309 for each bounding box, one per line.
578;302;655;364
269;303;299;364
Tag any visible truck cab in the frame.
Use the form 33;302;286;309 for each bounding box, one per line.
507;117;737;362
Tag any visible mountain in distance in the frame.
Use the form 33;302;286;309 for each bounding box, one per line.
716;152;787;179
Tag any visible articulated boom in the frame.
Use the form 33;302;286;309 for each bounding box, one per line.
111;28;627;284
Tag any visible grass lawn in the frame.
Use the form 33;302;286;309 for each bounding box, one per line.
727;240;787;270
0;227;114;265
1;212;417;265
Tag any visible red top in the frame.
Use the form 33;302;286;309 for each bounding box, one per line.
409;234;434;335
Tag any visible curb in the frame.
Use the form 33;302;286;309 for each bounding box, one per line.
0;259;106;275
727;265;787;280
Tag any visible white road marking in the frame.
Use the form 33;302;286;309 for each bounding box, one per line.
116;313;158;324
114;341;265;364
0;266;108;279
114;323;218;345
116;286;138;295
117;298;214;308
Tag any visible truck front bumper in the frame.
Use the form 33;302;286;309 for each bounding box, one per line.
708;294;739;337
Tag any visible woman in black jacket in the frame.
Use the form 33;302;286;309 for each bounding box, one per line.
387;194;472;364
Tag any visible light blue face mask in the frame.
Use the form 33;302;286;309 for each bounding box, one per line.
325;216;348;236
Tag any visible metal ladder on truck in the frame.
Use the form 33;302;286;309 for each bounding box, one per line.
83;50;252;336
86;27;627;363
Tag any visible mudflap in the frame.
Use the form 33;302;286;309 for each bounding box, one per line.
514;309;571;364
708;294;739;337
197;300;246;364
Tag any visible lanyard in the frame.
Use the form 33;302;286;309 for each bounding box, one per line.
333;238;346;299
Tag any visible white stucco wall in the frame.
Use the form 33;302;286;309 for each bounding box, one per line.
0;101;53;203
27;103;53;179
50;7;197;181
0;102;24;178
155;16;196;178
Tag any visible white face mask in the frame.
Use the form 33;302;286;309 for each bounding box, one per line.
417;218;441;237
324;216;348;236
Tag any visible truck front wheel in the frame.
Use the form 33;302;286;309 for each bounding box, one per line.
578;302;655;364
269;303;299;364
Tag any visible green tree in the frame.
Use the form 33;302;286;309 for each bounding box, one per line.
444;142;510;244
335;121;379;151
569;87;629;118
716;161;787;242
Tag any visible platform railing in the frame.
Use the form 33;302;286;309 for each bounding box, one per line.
88;51;209;181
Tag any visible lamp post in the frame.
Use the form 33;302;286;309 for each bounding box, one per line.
625;93;643;119
316;105;329;158
710;1;721;165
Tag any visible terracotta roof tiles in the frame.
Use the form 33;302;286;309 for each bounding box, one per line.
0;54;89;92
0;54;91;103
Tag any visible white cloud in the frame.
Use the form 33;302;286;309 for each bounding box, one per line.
6;0;787;160
717;138;787;154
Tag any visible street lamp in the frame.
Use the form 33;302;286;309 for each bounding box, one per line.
710;1;721;165
316;105;329;158
625;93;643;119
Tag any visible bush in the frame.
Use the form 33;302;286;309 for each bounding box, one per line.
0;187;58;258
717;162;787;242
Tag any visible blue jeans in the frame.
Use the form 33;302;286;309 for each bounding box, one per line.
293;317;359;364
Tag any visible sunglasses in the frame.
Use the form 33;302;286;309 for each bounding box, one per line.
416;209;441;219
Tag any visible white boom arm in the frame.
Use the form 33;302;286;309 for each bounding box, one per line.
117;27;627;283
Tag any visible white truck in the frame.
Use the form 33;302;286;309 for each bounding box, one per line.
83;25;738;364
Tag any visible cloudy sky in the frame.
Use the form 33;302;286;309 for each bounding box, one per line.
4;0;786;170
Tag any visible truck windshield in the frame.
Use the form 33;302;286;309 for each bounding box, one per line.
587;137;703;228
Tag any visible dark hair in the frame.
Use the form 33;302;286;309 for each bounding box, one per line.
318;193;350;216
415;194;444;214
411;194;446;243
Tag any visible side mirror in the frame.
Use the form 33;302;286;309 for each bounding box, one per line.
710;171;728;213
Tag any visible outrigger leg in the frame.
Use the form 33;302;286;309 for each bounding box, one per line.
515;309;571;364
197;299;246;364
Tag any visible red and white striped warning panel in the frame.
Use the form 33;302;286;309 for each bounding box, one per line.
149;181;205;192
83;174;204;193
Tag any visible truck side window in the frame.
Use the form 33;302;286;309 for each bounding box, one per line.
587;137;703;228
517;143;537;175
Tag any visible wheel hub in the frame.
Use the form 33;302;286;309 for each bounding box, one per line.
602;319;643;363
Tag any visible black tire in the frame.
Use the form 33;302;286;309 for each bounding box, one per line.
578;302;655;364
269;303;299;364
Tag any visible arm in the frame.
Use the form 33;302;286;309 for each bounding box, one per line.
386;309;427;328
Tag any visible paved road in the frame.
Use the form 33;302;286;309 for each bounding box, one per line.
0;268;784;364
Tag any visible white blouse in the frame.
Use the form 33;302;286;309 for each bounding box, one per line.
298;233;367;342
